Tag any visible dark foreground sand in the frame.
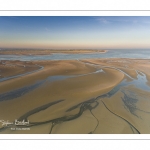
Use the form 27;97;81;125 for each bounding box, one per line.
0;58;150;134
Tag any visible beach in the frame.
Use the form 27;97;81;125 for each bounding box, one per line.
0;58;150;134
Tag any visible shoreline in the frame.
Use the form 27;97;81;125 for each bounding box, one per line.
0;58;150;133
0;49;108;55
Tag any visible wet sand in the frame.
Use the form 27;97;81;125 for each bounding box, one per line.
0;60;40;79
0;58;150;134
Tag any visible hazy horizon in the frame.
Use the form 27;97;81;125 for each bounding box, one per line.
1;48;150;50
1;16;150;49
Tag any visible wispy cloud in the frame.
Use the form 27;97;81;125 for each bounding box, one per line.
94;16;150;26
45;27;51;32
95;17;110;24
142;20;150;24
94;17;139;24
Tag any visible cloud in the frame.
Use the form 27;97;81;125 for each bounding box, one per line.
142;20;150;24
95;17;110;24
94;17;139;25
45;27;51;32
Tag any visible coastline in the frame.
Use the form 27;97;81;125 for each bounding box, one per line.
0;49;108;55
0;58;150;134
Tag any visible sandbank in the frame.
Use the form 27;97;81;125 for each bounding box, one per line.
0;58;150;134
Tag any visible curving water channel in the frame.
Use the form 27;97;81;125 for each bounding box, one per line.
0;64;44;82
0;59;150;133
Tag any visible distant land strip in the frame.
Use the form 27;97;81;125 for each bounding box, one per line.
0;10;150;11
0;49;108;55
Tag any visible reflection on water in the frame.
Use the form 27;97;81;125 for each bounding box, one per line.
108;69;150;98
0;65;43;82
47;69;104;83
0;54;150;133
0;49;150;61
0;67;104;101
134;70;150;91
0;58;149;104
0;80;45;102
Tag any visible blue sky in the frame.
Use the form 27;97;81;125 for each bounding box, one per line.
0;16;150;49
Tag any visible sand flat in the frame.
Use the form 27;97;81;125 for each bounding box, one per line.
0;63;124;122
0;58;150;134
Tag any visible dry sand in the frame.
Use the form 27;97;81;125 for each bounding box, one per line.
0;58;150;134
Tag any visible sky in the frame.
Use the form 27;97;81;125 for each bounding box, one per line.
0;16;150;49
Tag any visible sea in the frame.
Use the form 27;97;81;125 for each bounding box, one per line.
0;49;150;61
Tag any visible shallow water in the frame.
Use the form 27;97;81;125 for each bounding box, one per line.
0;49;150;61
107;70;150;98
0;51;150;133
0;68;104;101
0;65;43;82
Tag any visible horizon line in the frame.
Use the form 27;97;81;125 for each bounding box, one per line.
0;48;150;50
